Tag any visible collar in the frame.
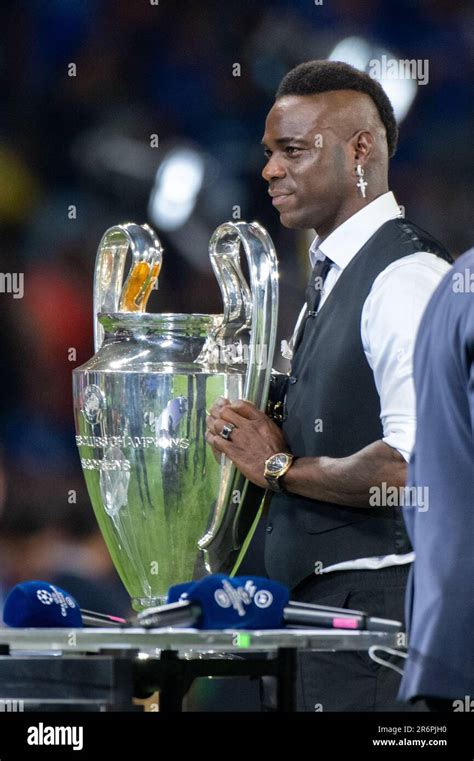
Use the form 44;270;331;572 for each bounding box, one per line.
309;191;402;269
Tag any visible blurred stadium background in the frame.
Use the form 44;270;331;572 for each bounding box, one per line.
0;0;472;707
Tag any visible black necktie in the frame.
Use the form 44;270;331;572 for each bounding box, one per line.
293;255;332;355
305;255;332;314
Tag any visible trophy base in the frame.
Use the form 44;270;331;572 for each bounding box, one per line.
132;596;167;613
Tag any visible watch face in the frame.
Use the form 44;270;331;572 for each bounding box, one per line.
267;454;289;474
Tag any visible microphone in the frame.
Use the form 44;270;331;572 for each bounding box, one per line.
137;575;289;629
137;574;402;633
2;581;128;628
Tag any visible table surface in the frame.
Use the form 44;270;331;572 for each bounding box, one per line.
0;626;402;655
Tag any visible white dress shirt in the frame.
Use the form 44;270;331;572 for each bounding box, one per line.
283;191;451;574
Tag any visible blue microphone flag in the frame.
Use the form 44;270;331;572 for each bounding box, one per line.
3;581;82;628
167;574;289;629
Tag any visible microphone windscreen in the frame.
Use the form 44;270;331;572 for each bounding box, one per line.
167;574;289;629
166;580;194;602
3;581;83;628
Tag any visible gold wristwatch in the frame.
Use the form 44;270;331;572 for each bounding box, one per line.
264;452;295;493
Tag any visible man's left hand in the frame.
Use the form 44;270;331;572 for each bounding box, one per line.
205;398;289;488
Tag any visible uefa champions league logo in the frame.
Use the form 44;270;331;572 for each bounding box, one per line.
82;385;105;425
36;589;53;605
36;587;77;617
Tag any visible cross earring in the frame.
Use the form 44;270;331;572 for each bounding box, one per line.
355;164;368;198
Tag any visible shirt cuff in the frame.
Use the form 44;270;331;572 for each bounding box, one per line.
382;432;413;464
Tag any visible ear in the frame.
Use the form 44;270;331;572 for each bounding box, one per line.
349;130;375;166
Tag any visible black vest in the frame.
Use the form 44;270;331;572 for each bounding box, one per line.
265;218;452;589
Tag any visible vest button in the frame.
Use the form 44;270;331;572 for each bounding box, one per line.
266;524;273;533
289;376;298;384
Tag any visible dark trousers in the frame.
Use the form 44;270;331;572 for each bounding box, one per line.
263;564;422;712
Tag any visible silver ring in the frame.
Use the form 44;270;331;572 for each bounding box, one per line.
220;423;236;441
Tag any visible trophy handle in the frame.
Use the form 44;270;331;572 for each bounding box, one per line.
208;220;278;405
93;223;163;352
198;220;279;564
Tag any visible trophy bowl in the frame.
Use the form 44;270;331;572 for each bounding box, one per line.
73;221;278;611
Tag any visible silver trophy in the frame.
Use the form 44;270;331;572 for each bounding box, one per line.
73;221;278;610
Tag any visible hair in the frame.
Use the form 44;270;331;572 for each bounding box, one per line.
276;60;398;158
